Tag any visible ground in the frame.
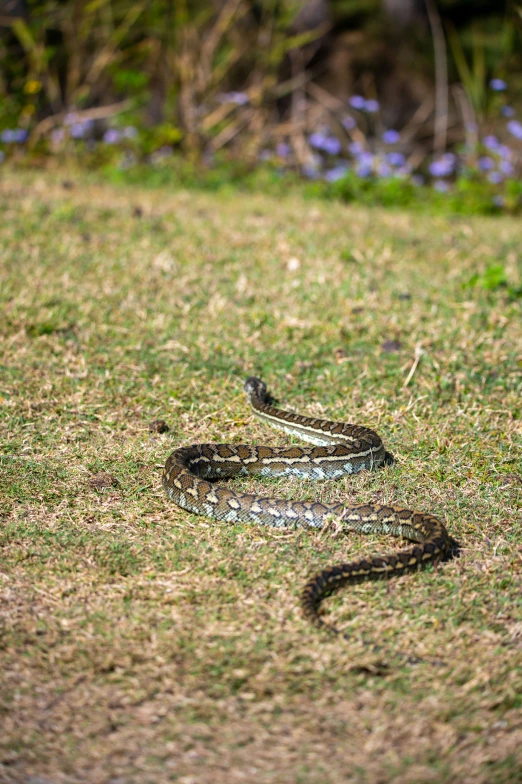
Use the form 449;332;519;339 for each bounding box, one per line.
0;169;521;783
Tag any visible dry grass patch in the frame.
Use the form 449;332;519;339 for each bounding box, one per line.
0;170;521;783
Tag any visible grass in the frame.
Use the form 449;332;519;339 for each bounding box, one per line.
0;168;521;783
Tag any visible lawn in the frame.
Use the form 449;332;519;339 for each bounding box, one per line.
1;169;521;783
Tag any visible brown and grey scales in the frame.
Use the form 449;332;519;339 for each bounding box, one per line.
163;377;452;634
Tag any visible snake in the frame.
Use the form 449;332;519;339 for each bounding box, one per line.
163;377;452;634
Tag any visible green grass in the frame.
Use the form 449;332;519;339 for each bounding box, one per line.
0;169;521;783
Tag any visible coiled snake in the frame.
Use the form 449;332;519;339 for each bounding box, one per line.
163;377;452;634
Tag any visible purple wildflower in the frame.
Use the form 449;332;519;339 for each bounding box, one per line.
324;137;341;155
429;155;455;178
70;119;94;139
365;99;379;113
488;171;503;184
342;116;356;130
478;156;494;171
358;151;373;166
356;151;374;177
348;141;363;156
483;135;499;150
324;164;348;182
386;151;406;167
356;163;373;177
433;180;450;192
490;78;507;91
103;128;122;144
507;120;522;140
64;114;94;139
499;160;514;176
309;132;328;150
1;128;28;143
382;129;400;144
309;132;341;155
70;123;86;139
497;144;512;160
349;95;366;110
501;106;515;118
276;142;290;158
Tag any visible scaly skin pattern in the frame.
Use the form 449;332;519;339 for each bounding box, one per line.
163;377;452;634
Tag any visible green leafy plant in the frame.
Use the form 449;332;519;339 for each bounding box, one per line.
464;263;522;298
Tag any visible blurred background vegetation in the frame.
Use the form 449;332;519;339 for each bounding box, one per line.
1;0;521;212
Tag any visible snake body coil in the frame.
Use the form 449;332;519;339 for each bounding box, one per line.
163;377;452;633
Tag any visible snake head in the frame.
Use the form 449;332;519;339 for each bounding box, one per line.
244;376;268;403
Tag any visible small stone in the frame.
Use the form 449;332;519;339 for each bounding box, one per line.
381;339;401;353
89;472;119;490
149;419;169;434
